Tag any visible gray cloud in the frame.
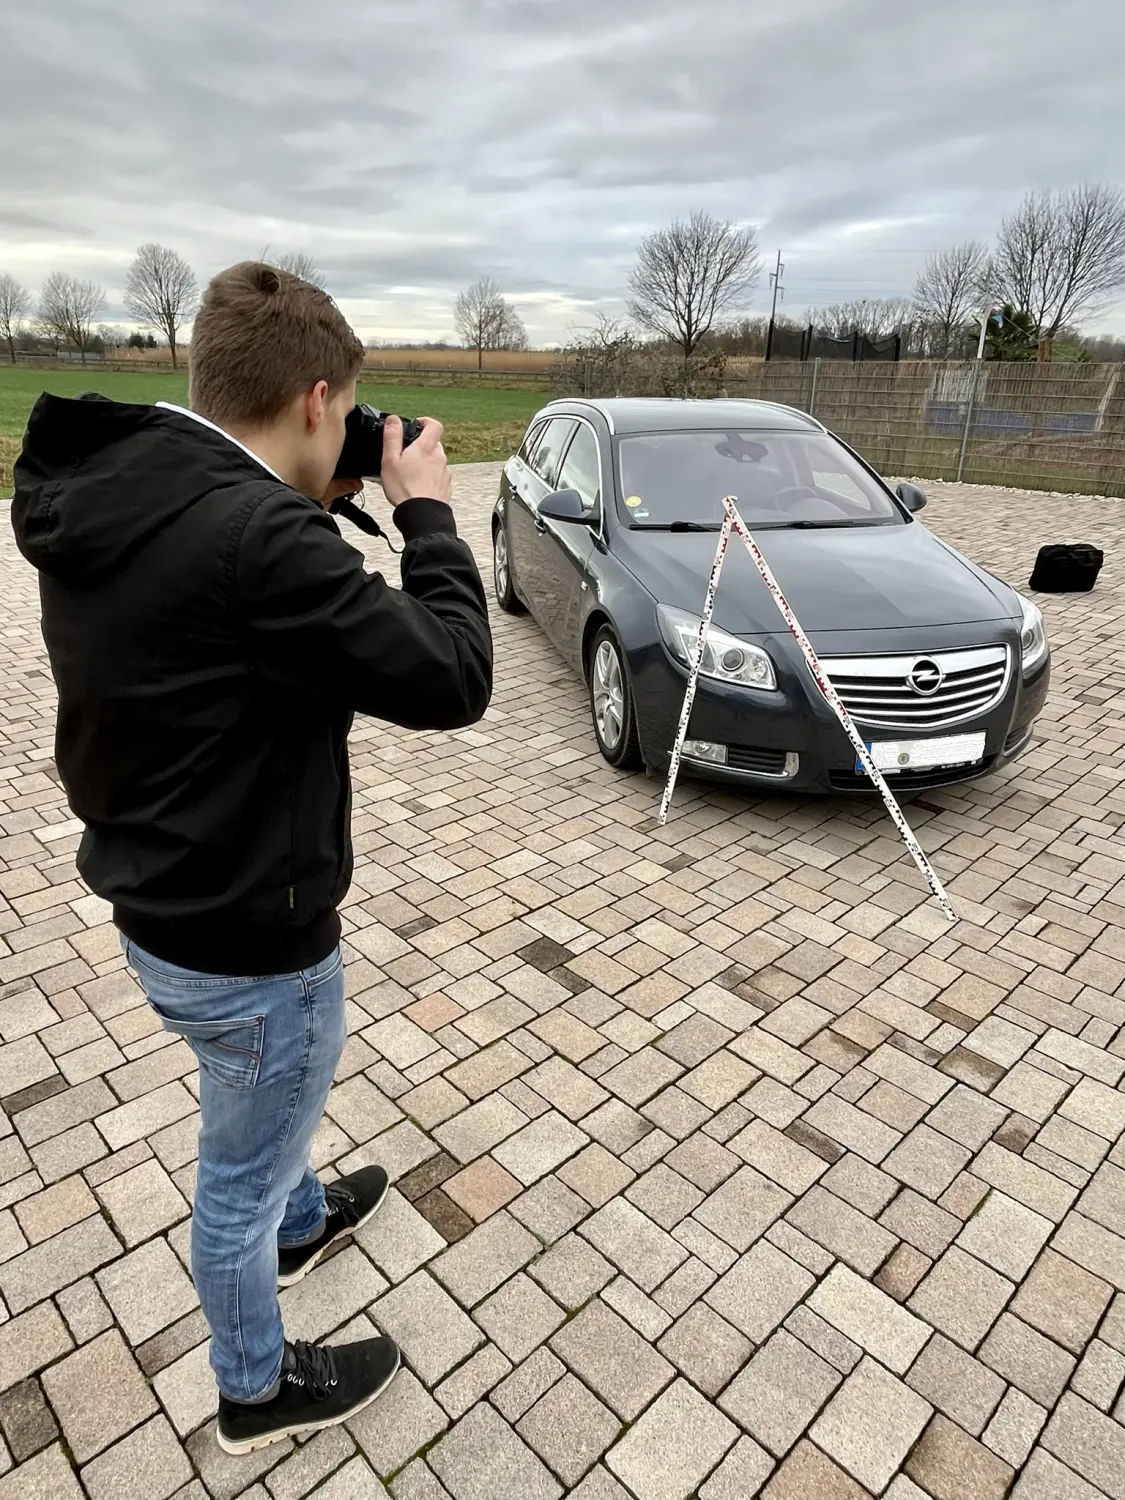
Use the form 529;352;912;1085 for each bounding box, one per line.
2;0;1124;343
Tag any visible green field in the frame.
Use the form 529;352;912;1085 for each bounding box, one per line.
0;367;547;492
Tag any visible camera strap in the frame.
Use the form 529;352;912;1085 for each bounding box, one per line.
329;497;402;554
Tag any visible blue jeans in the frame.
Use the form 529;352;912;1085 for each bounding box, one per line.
123;939;347;1401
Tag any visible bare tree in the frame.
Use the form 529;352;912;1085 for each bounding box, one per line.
98;323;132;353
123;243;198;369
559;313;639;395
36;318;61;355
38;273;72;351
454;277;526;368
266;251;325;288
38;273;106;362
807;298;912;340
499;303;529;352
992;184;1125;338
0;274;32;363
715;315;772;356
912;240;990;356
627;211;760;363
454;277;502;368
570;312;636;353
871;299;914;338
1079;330;1125;362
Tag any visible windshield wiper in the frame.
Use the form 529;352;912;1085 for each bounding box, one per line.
634;520;721;532
636;518;891;533
754;518;890;530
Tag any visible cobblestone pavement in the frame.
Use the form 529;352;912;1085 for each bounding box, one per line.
0;464;1123;1499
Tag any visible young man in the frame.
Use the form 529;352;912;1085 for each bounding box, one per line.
11;263;493;1453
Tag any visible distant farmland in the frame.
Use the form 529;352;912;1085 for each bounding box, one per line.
0;367;546;492
9;345;773;380
363;347;562;374
14;346;563;376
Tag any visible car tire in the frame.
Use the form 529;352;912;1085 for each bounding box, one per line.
589;626;643;771
492;520;526;614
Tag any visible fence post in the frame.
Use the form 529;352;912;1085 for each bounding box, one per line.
808;357;821;418
956;359;983;483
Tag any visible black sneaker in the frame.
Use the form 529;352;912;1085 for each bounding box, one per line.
216;1336;400;1454
277;1165;389;1287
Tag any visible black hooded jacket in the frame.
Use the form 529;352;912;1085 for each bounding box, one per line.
10;394;493;974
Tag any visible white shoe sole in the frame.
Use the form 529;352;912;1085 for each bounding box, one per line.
277;1177;390;1288
216;1348;401;1455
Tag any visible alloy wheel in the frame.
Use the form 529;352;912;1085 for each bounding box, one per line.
493;527;509;599
592;639;625;751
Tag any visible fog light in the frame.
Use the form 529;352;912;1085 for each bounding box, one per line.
682;740;728;765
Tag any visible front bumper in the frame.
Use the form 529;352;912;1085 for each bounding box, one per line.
630;630;1051;795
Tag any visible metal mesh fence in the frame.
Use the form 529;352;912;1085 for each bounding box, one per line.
553;358;1125;497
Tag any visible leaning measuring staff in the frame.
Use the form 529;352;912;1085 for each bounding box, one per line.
659;495;957;923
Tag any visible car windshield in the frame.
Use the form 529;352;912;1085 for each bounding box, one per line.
616;430;904;528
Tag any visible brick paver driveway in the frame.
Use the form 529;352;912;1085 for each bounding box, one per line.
0;463;1123;1499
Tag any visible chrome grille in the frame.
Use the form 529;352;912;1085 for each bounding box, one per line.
820;645;1010;730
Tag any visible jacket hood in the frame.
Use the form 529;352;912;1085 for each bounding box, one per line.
11;393;276;583
618;521;1018;633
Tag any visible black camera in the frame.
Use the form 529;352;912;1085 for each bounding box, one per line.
334;403;424;479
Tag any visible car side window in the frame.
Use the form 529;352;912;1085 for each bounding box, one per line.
555;425;602;513
529;419;577;489
518;421;546;465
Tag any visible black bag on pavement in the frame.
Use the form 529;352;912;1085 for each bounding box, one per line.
1028;543;1103;593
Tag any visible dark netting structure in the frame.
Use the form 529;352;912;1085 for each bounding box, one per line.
808;331;856;361
764;323;810;361
767;322;902;362
857;332;901;362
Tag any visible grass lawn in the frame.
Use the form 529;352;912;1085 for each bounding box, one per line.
0;366;546;492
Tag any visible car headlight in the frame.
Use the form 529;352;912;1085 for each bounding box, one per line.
657;605;776;690
1018;595;1048;672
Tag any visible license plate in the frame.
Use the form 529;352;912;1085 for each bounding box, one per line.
855;732;986;775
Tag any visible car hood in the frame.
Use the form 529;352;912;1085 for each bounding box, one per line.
617;522;1018;633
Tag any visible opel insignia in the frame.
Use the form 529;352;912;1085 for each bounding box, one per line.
491;398;1050;792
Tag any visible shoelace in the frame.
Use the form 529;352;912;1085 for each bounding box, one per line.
290;1340;339;1400
324;1181;361;1228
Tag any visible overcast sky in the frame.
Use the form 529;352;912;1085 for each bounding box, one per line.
2;0;1124;345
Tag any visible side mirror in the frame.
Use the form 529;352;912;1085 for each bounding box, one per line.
538;488;593;524
896;481;927;514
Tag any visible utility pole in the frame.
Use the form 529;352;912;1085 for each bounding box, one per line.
768;250;785;324
765;251;785;362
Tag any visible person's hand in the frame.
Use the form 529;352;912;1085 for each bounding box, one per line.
380;415;452;508
319;477;365;510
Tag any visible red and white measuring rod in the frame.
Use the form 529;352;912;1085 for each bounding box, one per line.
657;495;957;924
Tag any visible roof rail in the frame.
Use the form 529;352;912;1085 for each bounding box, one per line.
539;396;615;433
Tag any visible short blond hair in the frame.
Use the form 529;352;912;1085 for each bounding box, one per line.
189;261;364;426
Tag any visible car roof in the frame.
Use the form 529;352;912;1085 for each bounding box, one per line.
534;397;824;435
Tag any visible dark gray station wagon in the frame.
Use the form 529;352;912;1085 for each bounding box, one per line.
491;398;1051;793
